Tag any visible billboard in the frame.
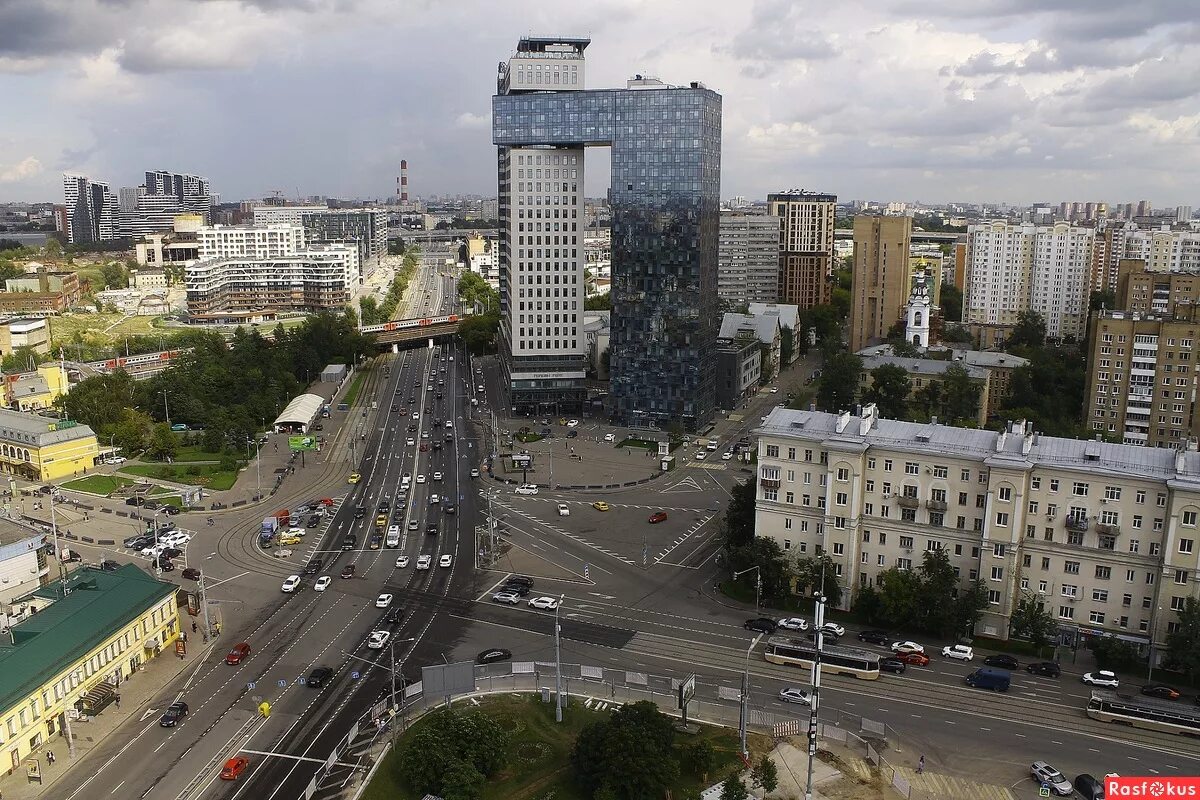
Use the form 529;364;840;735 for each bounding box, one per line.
288;435;319;452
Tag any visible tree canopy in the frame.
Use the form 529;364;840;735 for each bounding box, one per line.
572;701;679;800
1009;591;1058;649
1166;596;1200;681
815;351;863;412
862;363;911;419
856;548;987;637
396;707;507;799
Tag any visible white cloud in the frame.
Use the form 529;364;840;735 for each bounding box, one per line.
0;156;42;183
454;112;489;130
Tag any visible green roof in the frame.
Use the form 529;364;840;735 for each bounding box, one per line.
0;564;177;714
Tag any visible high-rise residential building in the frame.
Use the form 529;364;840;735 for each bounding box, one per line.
768;190;835;310
1117;264;1200;316
848;215;914;352
116;170;211;238
198;224;308;262
62;173;117;244
252;206;387;279
755;406;1200;662
118;186;145;213
1178;206;1193;223
144;170;211;217
964;220;1094;341
184;246;356;316
493;36;722;429
717;211;779;305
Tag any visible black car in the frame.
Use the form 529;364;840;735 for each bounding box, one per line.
156;557;175;572
444;503;456;515
983;654;1020;670
383;607;403;625
306;667;334;688
390;404;399;412
476;648;513;665
160;547;183;559
567;430;578;438
125;496;145;507
857;630;892;645
159;701;188;727
160;505;181;516
182;567;201;581
407;424;418;432
1025;661;1061;677
432;441;442;451
426;525;438;536
98;559;121;572
303;559;322;575
506;575;535;588
1142;683;1182;700
341;535;357;551
500;582;531;596
142;500;160;510
444;432;454;441
880;657;907;674
379;500;391;513
306;514;321;528
744;618;778;634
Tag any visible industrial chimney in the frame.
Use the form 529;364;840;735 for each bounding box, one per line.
400;160;408;203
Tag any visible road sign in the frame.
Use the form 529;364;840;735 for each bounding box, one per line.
1039;786;1050;798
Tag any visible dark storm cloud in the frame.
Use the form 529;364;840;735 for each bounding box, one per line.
0;0;120;58
722;0;839;66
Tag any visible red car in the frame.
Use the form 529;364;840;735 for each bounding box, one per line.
648;511;669;524
220;755;249;780
225;642;251;665
896;651;930;666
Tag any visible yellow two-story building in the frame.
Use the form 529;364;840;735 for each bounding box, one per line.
0;564;179;772
0;407;99;482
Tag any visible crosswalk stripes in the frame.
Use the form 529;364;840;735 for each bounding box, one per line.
688;462;728;472
893;766;1017;800
660;476;703;493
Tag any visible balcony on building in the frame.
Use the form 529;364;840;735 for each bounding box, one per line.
1065;515;1090;532
925;498;947;512
897;495;920;510
1095;521;1121;537
759;467;780;490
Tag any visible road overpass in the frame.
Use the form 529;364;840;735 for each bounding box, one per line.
360;313;461;346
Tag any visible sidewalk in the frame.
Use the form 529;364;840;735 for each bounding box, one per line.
0;634;217;800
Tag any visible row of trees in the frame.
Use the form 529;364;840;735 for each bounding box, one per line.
360;248;420;325
853;548;988;638
457;271;501;354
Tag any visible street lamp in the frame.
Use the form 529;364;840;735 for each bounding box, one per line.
555;593;566;723
740;632;763;757
733;565;762;612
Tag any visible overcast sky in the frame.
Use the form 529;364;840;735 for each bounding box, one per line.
1;0;1198;207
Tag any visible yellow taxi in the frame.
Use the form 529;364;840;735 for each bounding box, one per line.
592;501;611;512
279;535;303;546
348;472;361;484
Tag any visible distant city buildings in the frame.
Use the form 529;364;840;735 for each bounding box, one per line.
0;271;84;314
769;190;836;310
252;205;387;278
717;211;779;305
117;170;212;238
61;174;117;245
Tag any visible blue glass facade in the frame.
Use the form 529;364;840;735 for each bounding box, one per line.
494;86;722;430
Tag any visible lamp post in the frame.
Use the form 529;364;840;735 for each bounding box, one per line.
741;632;763;757
152;509;163;577
160;390;170;429
733;565;762;612
555;593;566;722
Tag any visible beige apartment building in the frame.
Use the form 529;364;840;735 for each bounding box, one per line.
1117;264;1200;316
849;215;915;352
1084;309;1200;447
755;405;1200;661
768;191;836;310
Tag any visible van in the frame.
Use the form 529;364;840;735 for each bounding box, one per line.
1074;774;1105;800
965;667;1011;692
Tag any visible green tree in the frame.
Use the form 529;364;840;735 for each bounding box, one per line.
1089;289;1116;311
998;341;1087;438
396;708;507;796
1007;310;1047;350
1;345;43;373
681;739;716;778
792;553;842;606
1091;637;1142;673
861;363;911;419
1165;596;1200;681
954;580;989;639
719;772;749;800
752;756;779;795
815;351;862;412
727;537;792;603
99;261;129;289
918;547;960;636
940;284;963;322
145;423;178;461
877;568;924;629
440;760;485;800
723;479;757;548
852;584;884;624
1009;591;1058;649
585;292;612;311
940;364;981;425
111;408;154;455
571;701;679;800
459;311;500;354
913;381;942;420
780;325;795;366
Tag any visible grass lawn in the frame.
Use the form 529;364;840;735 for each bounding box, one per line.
365;694;751;800
617;436;682;452
169;444;233;463
343;371;367;407
119;463;240;491
60;474;136;495
514;433;544;444
48;312;160;350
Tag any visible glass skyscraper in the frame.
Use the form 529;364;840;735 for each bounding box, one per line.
493;37;722;431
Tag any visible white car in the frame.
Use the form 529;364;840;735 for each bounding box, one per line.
515;484;539;495
603;433;616;442
388;524;401;536
558;503;570;517
406;437;416;446
433;471;443;481
528;596;560;610
106;456;127;465
407;520;419;530
416;555;432;570
439;554;452;568
375;593;393;608
429;494;440;504
1082;670;1120;688
416;474;426;484
411;412;419;420
1031;762;1074;797
141;543;166;557
820;622;846;637
695;451;706;460
470;468;480;478
778;687;812;705
942;644;974;661
721;451;734;460
281;575;302;593
445;420;453;429
770;387;779;393
891;641;925;655
395;555;410;568
777;617;809;631
566;419;579;428
366;630;390;649
492;591;521;604
314;575;332;592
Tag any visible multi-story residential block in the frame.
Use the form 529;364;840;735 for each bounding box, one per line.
1117;264;1200;316
62;174;117;244
198;224;307;262
754;406;1200;663
0;317;50;357
493;36;722;429
252;206;387;279
857;353;990;426
719;311;780;379
769;190;835;310
964;220;1094;341
716;334;762;409
718;211;779;305
849;215;914;352
747;303;800;366
184;245;357;316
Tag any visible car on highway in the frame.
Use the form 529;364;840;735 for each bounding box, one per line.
416;474;426;483
891;641;925;655
744;618;778;634
366;630;390;650
429;494;440;504
722;451;734;460
470;468;480;478
303;560;322;575
942;644;974;661
515;484;539;495
408;520;419;531
895;651;930;666
159;701;188;727
557;503;571;517
778;687;812;706
182;567;201;581
593;501;610;511
225;642;252;665
281;575;301;593
426;524;439;536
983;655;1020;670
395;555;409;568
444;503;456;514
433;471;443;481
880;657;907;674
1142;683;1181;700
348;472;361;484
528;596;560;610
306;666;334;688
819;623;846;637
383;607;403;625
1030;761;1073;796
476;648;513;665
777;617;809;631
370;534;382;549
492;591;521;604
341;534;357;551
648;511;669;524
857;630;892;645
1025;661;1061;677
1082;670;1120;688
416;555;432;570
220;756;250;781
566;419;579;428
406;437;416;446
375;593;393;608
314;576;332;592
439;554;452;567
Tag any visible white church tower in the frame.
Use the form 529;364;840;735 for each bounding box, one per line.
905;272;932;349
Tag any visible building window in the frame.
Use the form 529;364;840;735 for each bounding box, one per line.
1059;606;1075;620
988;590;1001;605
905;462;919;475
766;445;779;458
1185;511;1198;527
1093;589;1109;603
1089;611;1106;624
1175;570;1189;585
998;486;1012;502
995;512;1009;527
1181;539;1195;554
833;543;845;555
836;467;849;482
899;535;914;548
991;566;1003;581
1064;561;1080;574
1095;565;1111;580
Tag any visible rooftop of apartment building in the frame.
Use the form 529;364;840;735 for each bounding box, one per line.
858;344;1028;370
859;353;988;380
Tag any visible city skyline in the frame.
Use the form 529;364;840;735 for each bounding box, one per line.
1;0;1198;206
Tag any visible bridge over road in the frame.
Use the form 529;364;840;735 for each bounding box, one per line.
360;313;461;347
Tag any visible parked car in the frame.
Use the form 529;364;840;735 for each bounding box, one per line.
895;651;931;666
778;687;812;705
1082;670;1120;689
1142;683;1181;700
891;641;925;655
941;644;974;661
857;630;892;645
983;654;1019;670
182;567;201;581
744;618;778;634
500;582;531;597
1026;661;1061;678
880;657;907;674
819;623;846;637
528;596;560;610
777;617;809;631
506;575;536;587
492;591;522;604
1030;761;1073;797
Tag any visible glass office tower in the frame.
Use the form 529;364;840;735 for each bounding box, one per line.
494;37;722;431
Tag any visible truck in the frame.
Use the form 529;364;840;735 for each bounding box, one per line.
261;516;279;540
965;667;1011;692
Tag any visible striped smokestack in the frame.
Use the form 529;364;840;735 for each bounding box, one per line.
400;159;408;202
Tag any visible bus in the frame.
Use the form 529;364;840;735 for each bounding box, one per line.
764;637;881;680
1086;690;1200;736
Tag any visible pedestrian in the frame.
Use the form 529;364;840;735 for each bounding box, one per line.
115;694;121;710
917;755;925;774
45;750;55;765
192;621;197;633
181;631;187;643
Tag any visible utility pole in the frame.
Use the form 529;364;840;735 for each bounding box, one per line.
555;593;565;722
741;632;763;757
805;561;828;800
